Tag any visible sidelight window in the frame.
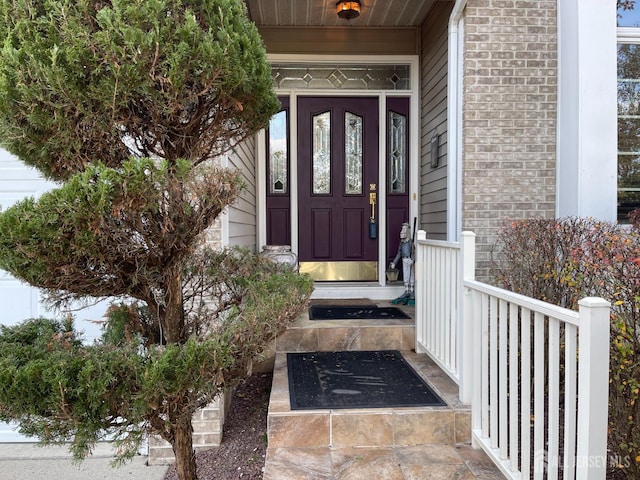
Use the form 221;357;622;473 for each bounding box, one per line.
268;110;288;194
388;111;407;194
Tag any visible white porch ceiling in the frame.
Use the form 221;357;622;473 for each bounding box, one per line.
245;0;440;27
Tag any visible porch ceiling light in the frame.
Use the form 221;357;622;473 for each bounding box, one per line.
336;0;360;20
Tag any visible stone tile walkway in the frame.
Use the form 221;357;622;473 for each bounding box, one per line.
264;444;506;479
263;299;507;480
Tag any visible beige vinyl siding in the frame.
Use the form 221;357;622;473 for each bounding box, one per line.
419;2;452;240
258;26;418;55
227;136;258;251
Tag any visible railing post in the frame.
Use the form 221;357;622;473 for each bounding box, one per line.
415;230;427;353
576;297;610;480
459;231;476;404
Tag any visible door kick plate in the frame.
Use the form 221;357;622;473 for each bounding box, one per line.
299;261;378;281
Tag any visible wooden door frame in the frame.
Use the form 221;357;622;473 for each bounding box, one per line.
257;54;420;290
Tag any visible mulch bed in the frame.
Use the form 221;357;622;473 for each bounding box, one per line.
164;372;272;480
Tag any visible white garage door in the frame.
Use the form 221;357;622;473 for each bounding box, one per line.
0;151;107;442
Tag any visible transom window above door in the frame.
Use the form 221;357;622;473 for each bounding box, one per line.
271;63;411;90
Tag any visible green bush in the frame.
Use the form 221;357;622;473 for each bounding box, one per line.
1;249;313;467
0;0;283;478
493;217;640;478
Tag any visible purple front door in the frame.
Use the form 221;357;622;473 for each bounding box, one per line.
297;97;379;281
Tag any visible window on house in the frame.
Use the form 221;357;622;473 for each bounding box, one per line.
618;4;640;27
271;64;410;91
617;4;640;221
388;111;407;194
268;109;288;195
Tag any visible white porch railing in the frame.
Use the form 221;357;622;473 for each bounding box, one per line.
414;230;464;384
415;230;611;480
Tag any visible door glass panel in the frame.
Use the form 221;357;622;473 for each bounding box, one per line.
313;111;331;194
271;64;410;90
388;111;407;193
269;110;288;194
345;112;363;195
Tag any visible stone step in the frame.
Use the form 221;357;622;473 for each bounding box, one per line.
267;351;471;450
275;310;416;353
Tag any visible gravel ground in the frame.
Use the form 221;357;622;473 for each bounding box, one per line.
164;372;271;480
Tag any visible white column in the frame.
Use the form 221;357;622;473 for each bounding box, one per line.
447;0;466;241
557;0;617;221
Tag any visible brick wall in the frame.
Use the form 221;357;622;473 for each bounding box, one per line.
148;393;232;465
462;0;557;280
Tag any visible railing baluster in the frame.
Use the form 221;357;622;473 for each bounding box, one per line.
472;288;482;435
521;307;532;479
499;299;508;460
548;317;561;480
508;302;520;473
428;244;436;352
533;311;545;480
481;292;490;438
564;323;578;480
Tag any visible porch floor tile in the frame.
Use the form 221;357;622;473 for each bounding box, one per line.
264;299;506;480
263;445;507;480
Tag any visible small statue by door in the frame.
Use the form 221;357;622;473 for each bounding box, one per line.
390;222;415;306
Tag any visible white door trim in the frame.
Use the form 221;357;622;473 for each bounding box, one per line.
259;55;419;296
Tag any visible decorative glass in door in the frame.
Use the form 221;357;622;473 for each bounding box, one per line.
269;110;288;194
313;112;331;195
388;111;406;194
344;112;363;195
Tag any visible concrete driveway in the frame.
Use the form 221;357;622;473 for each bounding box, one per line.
0;443;168;480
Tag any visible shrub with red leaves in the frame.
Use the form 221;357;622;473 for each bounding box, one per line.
492;217;640;479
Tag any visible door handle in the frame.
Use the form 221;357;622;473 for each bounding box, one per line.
369;192;377;239
369;192;377;219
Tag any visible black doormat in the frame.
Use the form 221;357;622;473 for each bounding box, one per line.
308;305;410;320
286;350;446;410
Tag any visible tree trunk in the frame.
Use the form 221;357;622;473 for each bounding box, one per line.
172;415;197;480
161;268;185;344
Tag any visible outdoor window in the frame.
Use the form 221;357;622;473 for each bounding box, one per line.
268;109;288;194
618;4;640;221
618;4;640;27
388;111;407;194
271;64;410;90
